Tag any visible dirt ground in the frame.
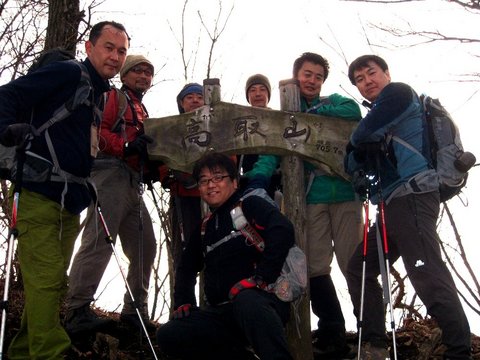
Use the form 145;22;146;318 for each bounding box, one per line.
1;282;479;359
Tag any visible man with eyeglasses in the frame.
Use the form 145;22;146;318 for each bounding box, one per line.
65;55;158;336
156;152;294;359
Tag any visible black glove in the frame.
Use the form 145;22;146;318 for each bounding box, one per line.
0;123;34;147
352;170;369;198
123;134;154;158
345;141;355;155
357;141;385;154
172;304;197;319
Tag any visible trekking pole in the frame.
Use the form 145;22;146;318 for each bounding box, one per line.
137;157;146;359
0;137;30;359
374;154;398;360
0;188;20;360
356;185;370;360
86;183;159;360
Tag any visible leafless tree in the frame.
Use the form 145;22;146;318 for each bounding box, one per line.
342;0;480;80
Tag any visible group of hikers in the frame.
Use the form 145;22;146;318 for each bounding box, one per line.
0;19;473;360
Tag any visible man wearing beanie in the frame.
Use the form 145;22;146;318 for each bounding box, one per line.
176;82;204;113
239;74;282;208
65;54;158;336
159;83;205;271
245;73;271;108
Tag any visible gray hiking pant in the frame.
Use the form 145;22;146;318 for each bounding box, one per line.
67;162;157;314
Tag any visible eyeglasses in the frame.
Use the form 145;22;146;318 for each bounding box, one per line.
197;174;230;187
130;66;153;77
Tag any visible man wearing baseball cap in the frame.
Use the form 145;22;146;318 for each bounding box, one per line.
65;54;157;336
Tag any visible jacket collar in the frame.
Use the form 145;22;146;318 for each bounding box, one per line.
82;58;110;94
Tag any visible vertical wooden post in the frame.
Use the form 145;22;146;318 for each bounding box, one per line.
279;79;313;360
203;78;221;105
198;78;222;307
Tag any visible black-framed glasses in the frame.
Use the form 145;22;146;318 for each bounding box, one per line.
197;174;230;187
131;66;153;77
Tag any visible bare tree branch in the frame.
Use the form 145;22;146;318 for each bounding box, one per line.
197;0;234;79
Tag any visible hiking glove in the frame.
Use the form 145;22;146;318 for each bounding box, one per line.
352;170;368;198
228;277;266;300
123;134;154;157
0;123;34;147
172;170;197;189
172;304;195;319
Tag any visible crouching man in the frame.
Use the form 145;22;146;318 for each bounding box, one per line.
156;152;294;360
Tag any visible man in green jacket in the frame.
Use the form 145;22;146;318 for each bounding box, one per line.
246;52;362;358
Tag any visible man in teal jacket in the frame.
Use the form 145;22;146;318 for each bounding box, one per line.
246;52;362;357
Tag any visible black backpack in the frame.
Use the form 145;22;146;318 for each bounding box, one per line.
0;48;95;183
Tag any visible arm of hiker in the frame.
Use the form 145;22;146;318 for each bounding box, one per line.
0;123;34;147
243;196;294;284
351;82;413;146
311;93;362;121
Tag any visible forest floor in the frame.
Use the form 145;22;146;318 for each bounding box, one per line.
1;282;479;359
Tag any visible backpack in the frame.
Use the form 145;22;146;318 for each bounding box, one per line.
108;88;130;136
0;48;96;183
421;95;476;202
229;200;308;302
389;95;476;202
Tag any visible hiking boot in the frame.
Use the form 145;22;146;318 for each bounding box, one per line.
64;304;114;336
313;329;352;359
359;342;389;360
119;312;157;334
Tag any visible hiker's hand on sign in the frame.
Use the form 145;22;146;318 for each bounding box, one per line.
172;170;197;189
0;123;34;147
172;304;195;319
123;134;154;157
228;277;266;300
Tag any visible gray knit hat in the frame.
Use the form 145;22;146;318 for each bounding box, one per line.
120;55;154;79
245;74;271;102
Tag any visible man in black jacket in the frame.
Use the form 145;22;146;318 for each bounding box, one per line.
0;21;129;359
156;152;294;360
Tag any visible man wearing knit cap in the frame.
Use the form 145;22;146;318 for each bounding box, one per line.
177;82;204;113
65;54;157;336
245;73;271;108
159;83;205;272
239;74;282;208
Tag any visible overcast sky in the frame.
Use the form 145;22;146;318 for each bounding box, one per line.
84;0;480;333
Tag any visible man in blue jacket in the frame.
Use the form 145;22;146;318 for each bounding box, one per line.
0;21;129;359
345;54;472;360
156;152;294;360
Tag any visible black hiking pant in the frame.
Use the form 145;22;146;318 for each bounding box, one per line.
346;191;472;359
156;289;292;359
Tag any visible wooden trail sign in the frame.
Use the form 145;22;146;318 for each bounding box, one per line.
144;101;356;180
